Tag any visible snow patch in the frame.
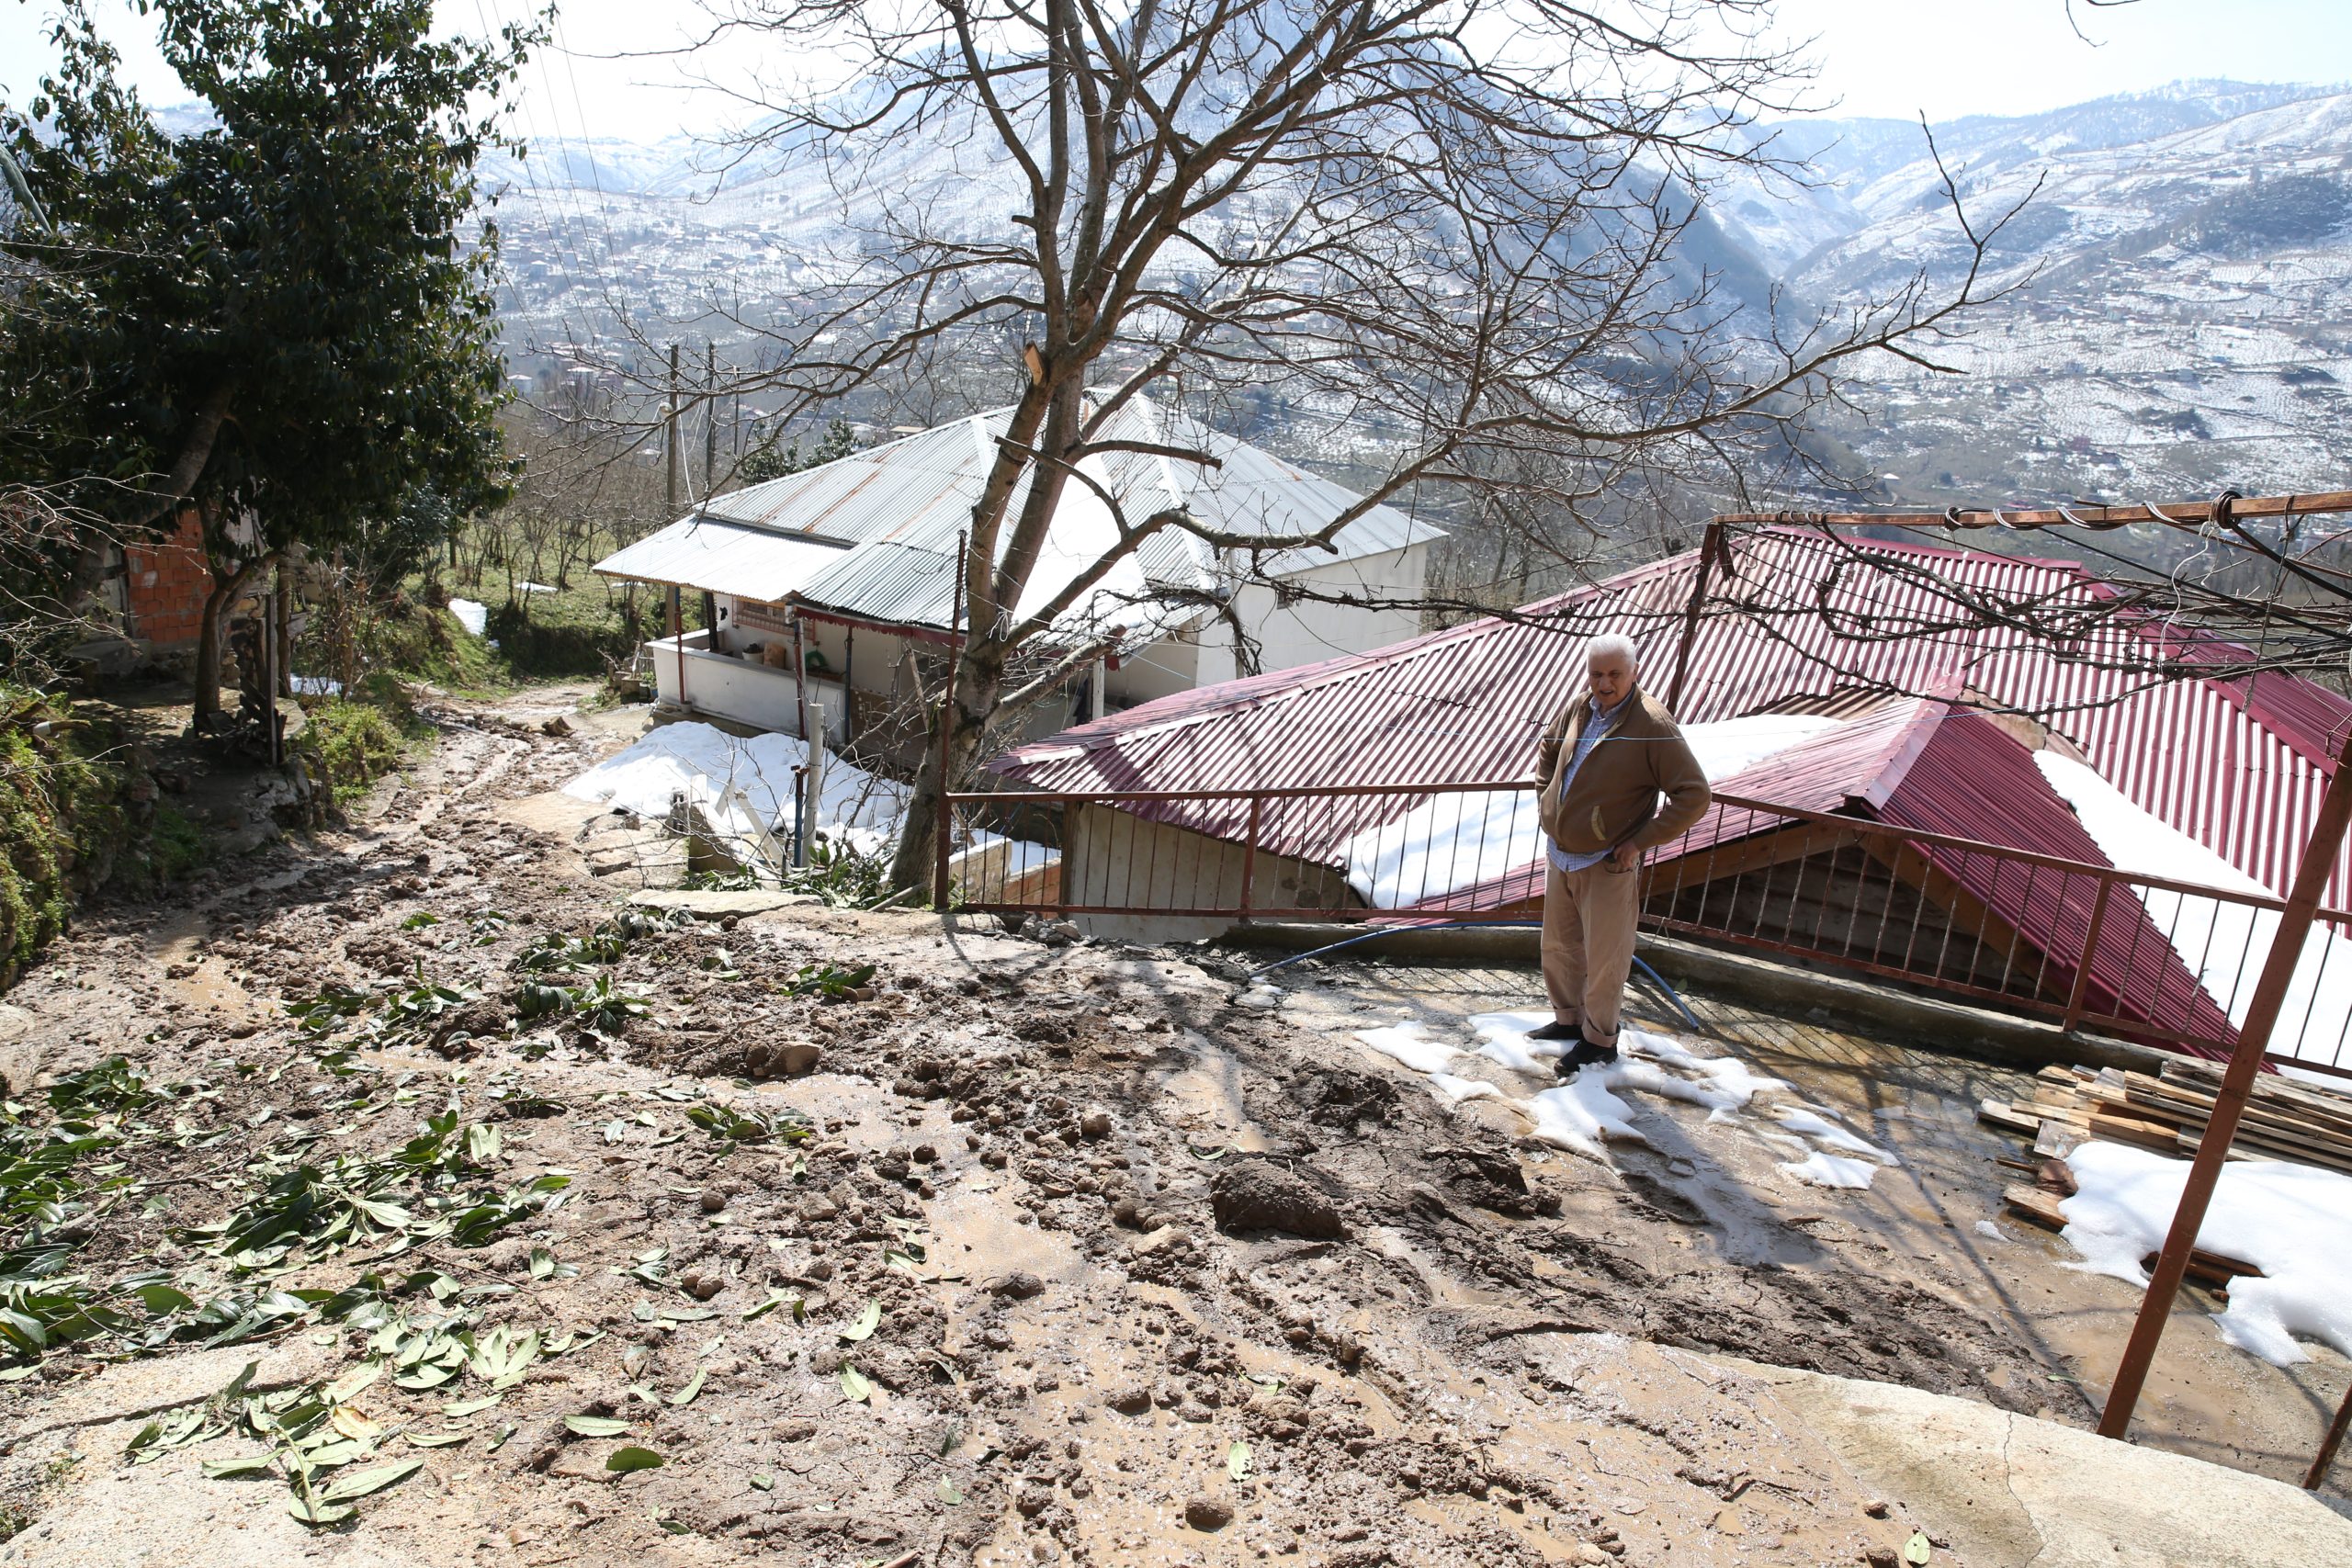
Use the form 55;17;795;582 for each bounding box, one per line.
1779;1151;1881;1190
1427;1073;1502;1109
1352;1023;1463;1076
2059;1140;2352;1367
448;599;489;637
1528;1075;1648;1155
2033;751;2352;1064
564;721;1051;885
1774;1106;1896;1163
1468;1010;1566;1074
1333;714;1842;909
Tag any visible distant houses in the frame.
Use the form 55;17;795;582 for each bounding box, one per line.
593;394;1441;755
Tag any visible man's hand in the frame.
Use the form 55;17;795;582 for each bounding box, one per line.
1606;841;1641;874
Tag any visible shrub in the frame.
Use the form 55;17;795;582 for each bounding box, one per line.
301;696;424;800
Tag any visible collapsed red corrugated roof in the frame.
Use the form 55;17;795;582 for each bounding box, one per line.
989;527;2352;902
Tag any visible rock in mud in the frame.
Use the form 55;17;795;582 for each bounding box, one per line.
1209;1159;1345;1238
987;1269;1046;1300
747;1040;823;1078
1183;1495;1234;1531
1079;1106;1114;1139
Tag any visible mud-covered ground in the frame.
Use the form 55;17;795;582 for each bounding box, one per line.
0;687;2282;1567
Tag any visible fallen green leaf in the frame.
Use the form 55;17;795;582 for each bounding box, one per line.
668;1368;707;1407
938;1477;965;1506
406;1430;471;1448
321;1458;424;1503
839;1365;873;1404
742;1289;798;1322
442;1393;503;1418
564;1415;630;1438
201;1454;276;1479
1227;1439;1252;1482
838;1300;881;1344
607;1446;666;1474
750;1472;775;1492
1904;1533;1932;1566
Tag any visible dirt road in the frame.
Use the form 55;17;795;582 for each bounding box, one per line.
0;687;2330;1566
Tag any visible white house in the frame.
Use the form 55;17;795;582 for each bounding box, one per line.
593;393;1441;749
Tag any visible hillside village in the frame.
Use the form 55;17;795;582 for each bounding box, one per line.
8;6;2352;1568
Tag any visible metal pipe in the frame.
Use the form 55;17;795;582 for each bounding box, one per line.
933;530;968;912
2098;724;2352;1440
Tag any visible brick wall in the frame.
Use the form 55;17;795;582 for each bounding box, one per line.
123;512;214;649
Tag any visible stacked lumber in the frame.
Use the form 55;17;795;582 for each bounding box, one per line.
1976;1059;2352;1178
1996;1180;2257;1292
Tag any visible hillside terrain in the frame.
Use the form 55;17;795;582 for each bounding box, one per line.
476;79;2352;522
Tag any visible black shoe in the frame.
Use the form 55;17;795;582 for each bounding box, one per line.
1554;1035;1620;1077
1527;1020;1578;1042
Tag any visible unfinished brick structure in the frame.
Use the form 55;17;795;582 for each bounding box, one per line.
119;512;214;650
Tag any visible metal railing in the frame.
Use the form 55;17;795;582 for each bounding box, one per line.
939;780;2352;1077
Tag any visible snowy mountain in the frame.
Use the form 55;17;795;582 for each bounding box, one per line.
481;77;2352;515
1735;81;2352;509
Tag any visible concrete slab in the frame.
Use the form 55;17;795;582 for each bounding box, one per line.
1704;1353;2352;1567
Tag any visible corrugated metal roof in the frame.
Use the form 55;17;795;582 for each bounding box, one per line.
592;516;849;602
597;393;1442;636
991;527;2352;902
1354;697;2238;1051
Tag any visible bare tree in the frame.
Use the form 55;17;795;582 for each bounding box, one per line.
668;0;2024;891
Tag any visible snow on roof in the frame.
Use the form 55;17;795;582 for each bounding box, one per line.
594;393;1442;640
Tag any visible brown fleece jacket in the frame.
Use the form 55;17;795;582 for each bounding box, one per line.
1534;687;1712;856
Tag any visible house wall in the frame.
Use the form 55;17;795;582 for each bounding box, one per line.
1106;626;1204;708
1057;803;1359;944
120;512;214;649
649;629;848;739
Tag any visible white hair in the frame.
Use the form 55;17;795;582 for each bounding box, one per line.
1585;633;1639;670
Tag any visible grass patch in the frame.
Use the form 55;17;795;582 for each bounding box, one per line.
0;687;141;985
148;803;210;881
300;682;433;802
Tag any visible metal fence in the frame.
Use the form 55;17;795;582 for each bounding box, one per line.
940;782;2352;1077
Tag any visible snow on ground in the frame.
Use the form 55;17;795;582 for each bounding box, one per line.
564;721;1054;878
1351;1009;1896;1186
449;599;489;637
2058;1140;2352;1367
1337;714;1842;909
2034;751;2352;1064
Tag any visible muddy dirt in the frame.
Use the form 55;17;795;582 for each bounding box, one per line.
0;685;2334;1567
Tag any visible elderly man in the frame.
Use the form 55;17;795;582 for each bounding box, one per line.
1531;635;1711;1073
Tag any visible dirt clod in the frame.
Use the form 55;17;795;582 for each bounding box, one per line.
1209;1158;1345;1238
987;1269;1046;1300
1183;1495;1234;1531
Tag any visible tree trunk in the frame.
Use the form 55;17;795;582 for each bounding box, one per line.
888;641;1003;898
190;552;265;730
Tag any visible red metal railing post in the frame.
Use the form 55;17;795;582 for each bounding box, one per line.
2098;726;2352;1440
2307;1380;2352;1490
1238;795;1262;924
2061;877;2115;1033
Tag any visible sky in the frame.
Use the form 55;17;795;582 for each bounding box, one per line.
4;0;2351;147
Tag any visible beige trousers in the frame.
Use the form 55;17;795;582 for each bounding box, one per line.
1541;856;1640;1043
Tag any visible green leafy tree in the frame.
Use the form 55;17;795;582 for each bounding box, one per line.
0;0;537;722
736;418;860;486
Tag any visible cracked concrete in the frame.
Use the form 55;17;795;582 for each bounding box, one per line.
1707;1354;2352;1566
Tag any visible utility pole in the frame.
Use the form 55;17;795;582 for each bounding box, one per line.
704;341;718;499
664;343;681;516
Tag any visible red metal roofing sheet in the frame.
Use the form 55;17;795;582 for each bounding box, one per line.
990;527;2352;903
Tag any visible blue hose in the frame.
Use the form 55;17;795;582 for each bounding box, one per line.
1244;919;1704;1034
